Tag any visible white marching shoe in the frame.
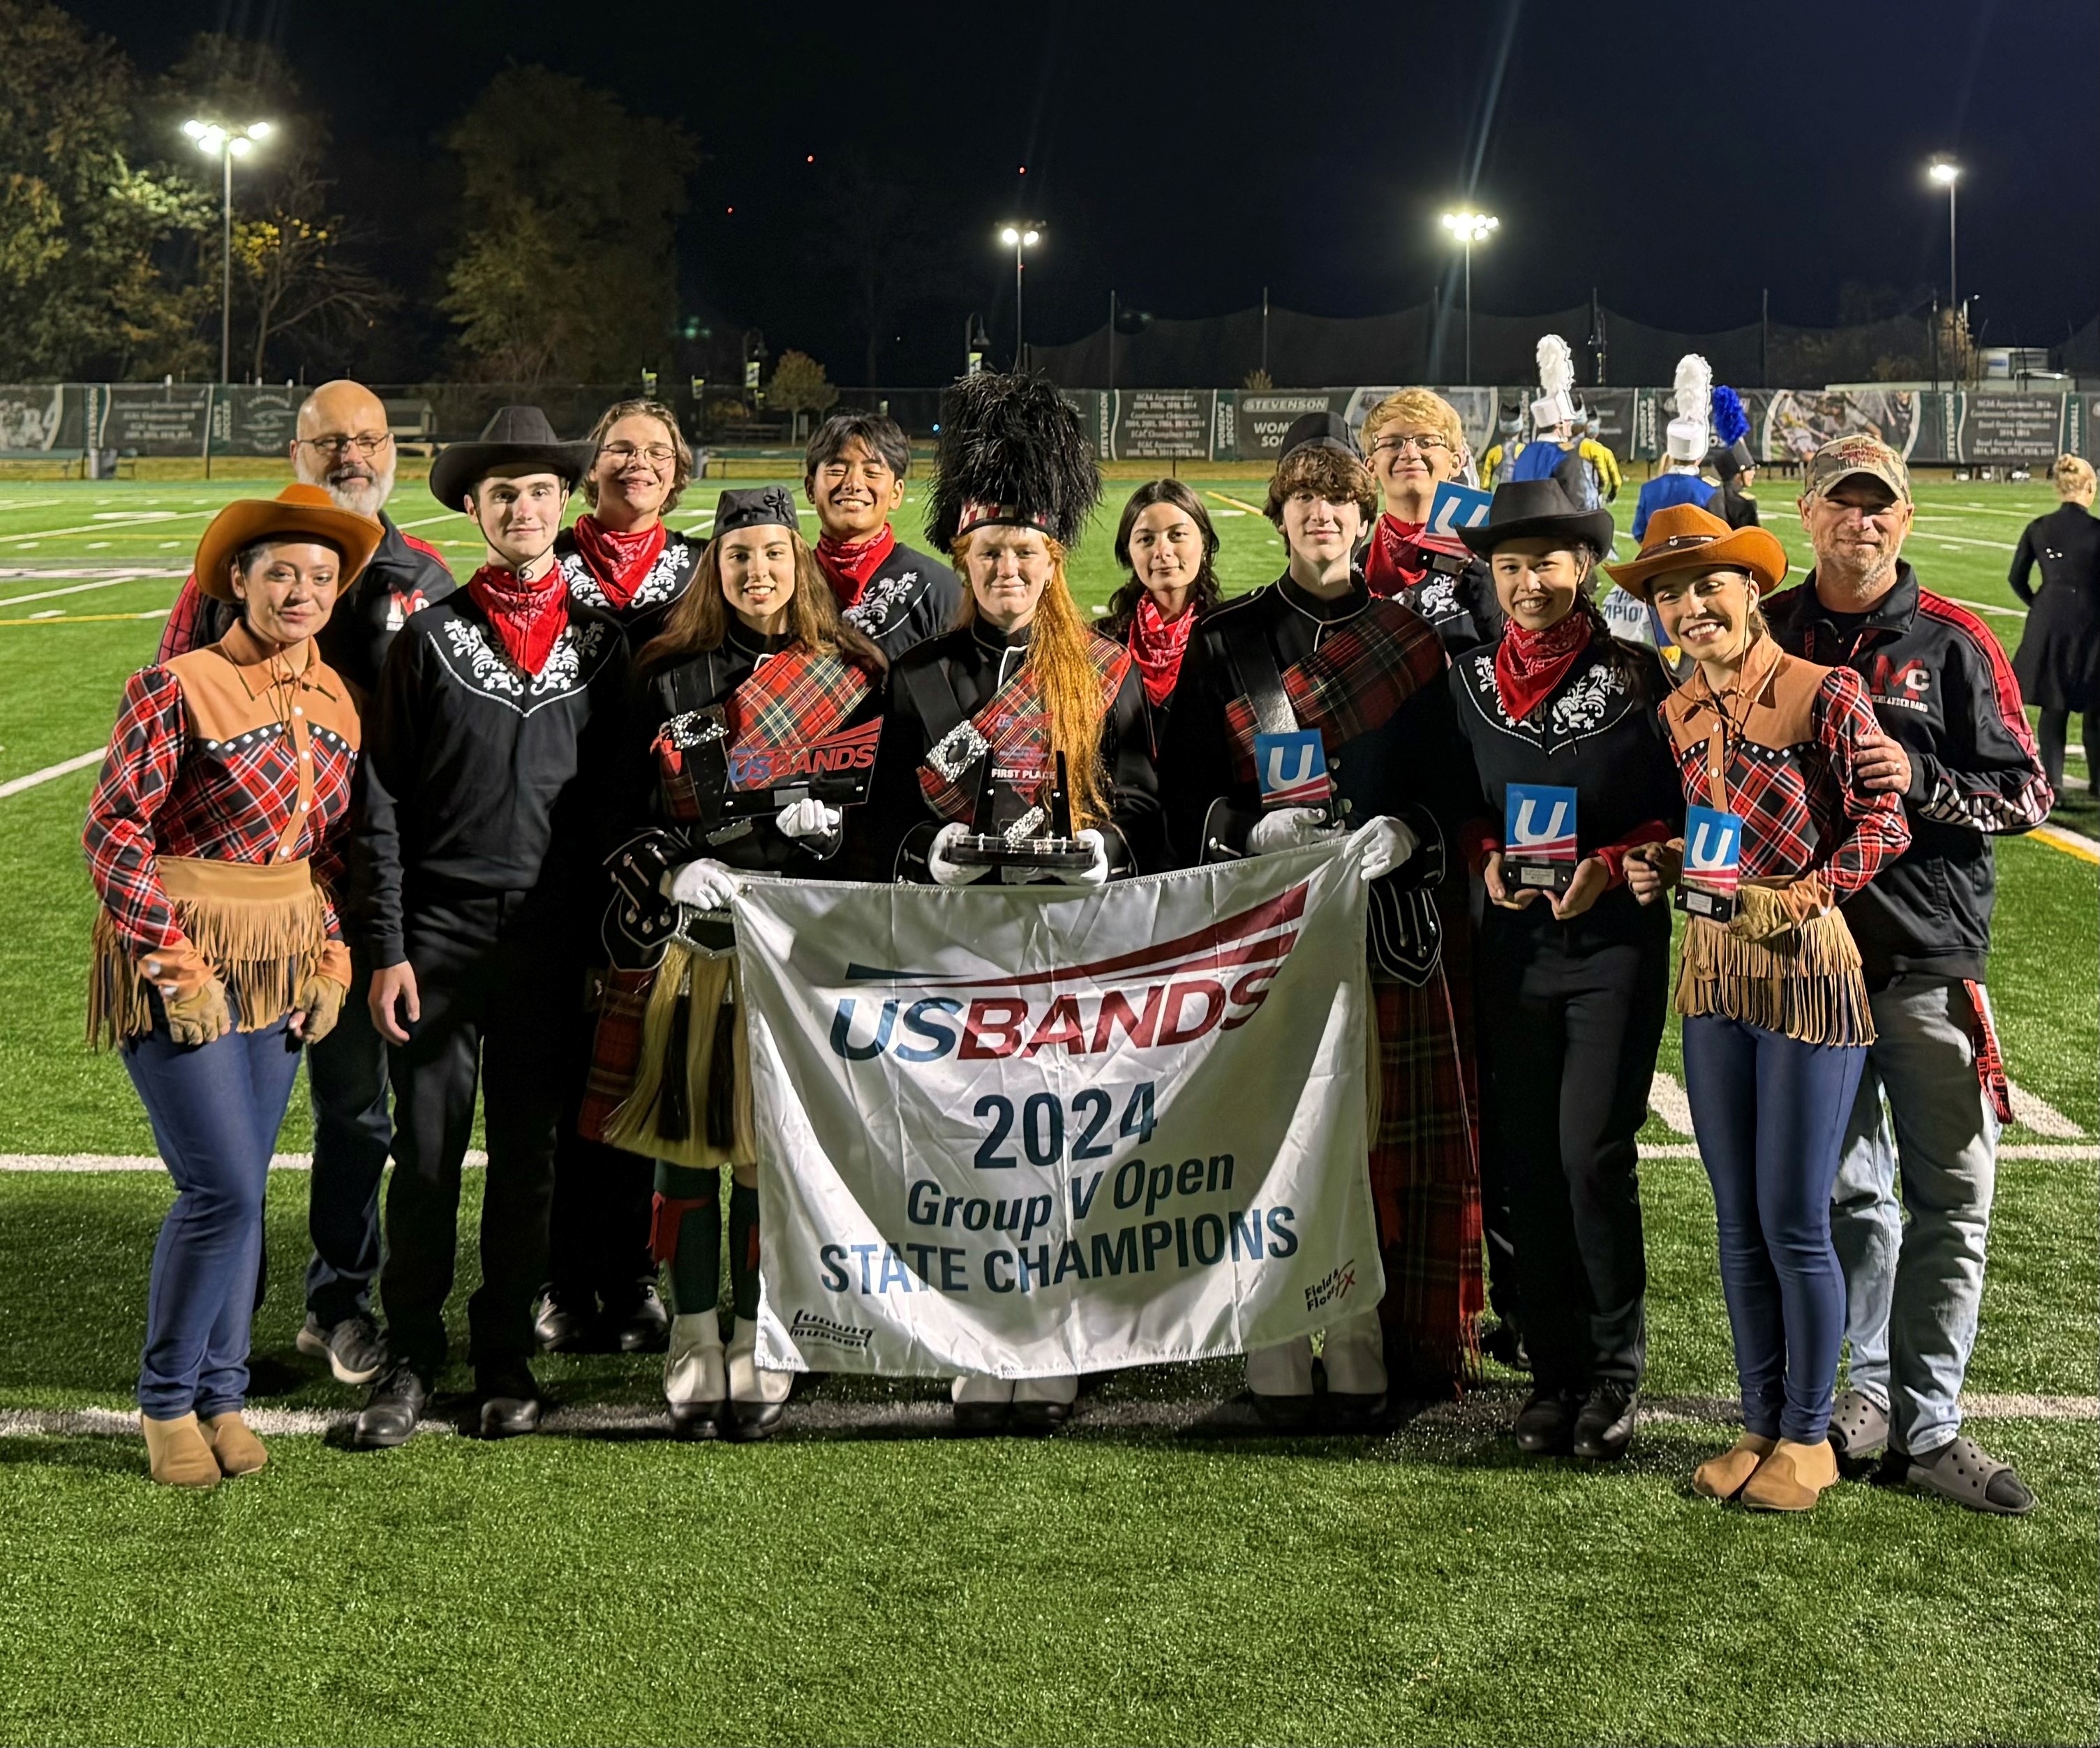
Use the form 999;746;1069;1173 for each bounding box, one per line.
664;1313;726;1440
724;1317;792;1442
1246;1334;1315;1429
1320;1310;1390;1428
951;1372;1016;1433
1012;1373;1079;1435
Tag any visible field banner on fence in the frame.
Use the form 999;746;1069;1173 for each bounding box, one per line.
734;844;1384;1378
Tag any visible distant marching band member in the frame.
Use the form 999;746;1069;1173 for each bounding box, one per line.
87;484;382;1484
1099;479;1227;753
1704;386;1762;530
1632;354;1720;539
1502;338;1600;509
1773;435;2051;1514
1614;502;1909;1512
1159;413;1483;1424
2009;454;2099;802
803;410;963;658
1451;479;1683;1461
581;486;887;1440
158;379;453;1392
1359;389;1505;653
871;373;1161;1433
352;408;627;1449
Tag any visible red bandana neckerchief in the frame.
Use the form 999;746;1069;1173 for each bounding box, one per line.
569;514;668;612
1128;596;1196;708
1494;611;1593;722
1363;514;1429;598
815;523;897;609
468;562;570;676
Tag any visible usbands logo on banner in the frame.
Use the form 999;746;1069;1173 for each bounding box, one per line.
729;845;1385;1380
1504;783;1578;895
1255;729;1332;812
1678;805;1743;921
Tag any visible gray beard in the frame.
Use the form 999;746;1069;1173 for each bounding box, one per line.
1815;547;1900;604
295;457;396;518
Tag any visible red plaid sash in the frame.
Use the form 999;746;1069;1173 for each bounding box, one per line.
917;639;1131;825
1223;597;1446;779
653;645;874;810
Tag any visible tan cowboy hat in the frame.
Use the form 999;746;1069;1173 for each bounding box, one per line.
1604;502;1787;602
192;483;385;603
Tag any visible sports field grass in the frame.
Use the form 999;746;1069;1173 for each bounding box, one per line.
0;472;2094;1745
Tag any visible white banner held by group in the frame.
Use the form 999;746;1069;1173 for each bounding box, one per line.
733;842;1383;1378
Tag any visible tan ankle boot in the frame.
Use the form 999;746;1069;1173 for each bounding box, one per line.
201;1412;268;1477
1692;1433;1776;1500
141;1412;220;1488
1741;1437;1840;1511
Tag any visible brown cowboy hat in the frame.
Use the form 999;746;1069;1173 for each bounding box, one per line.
192;483;385;603
1604;502;1787;601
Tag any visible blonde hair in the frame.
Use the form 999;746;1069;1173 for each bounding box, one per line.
2053;454;2097;503
583;399;694;513
951;532;1114;830
1360;388;1468;468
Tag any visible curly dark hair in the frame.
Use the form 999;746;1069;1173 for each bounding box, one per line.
1101;479;1224;636
1263;443;1376;527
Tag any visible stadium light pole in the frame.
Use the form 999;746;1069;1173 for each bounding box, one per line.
1440;209;1498;383
1928;156;1960;318
999;224;1041;369
185;118;274;383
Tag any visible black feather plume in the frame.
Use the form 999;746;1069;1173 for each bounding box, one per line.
925;373;1103;553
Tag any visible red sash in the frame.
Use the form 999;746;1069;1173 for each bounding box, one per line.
918;639;1131;824
652;645;874;810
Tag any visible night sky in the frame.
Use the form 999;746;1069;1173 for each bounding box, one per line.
67;0;2100;384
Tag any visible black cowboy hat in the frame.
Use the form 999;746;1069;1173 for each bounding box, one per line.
1457;477;1616;557
429;405;598;509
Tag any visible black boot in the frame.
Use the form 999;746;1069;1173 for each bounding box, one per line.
1571;1379;1640;1461
533;1290;600;1354
1513;1388;1582;1455
352;1360;432;1450
606;1281;671;1354
476;1359;543;1439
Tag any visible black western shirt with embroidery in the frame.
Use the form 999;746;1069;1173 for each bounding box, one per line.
553;523;701;649
837;541;964;660
1450;636;1684;951
352;592;629;964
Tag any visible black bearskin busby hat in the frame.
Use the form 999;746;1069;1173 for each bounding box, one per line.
926;373;1102;553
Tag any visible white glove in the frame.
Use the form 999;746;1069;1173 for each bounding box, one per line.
1247;805;1338;856
1348;814;1420;883
662;858;738;911
1054;828;1111;888
775;796;843;842
927;822;990;887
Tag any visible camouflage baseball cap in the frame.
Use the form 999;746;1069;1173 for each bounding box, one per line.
1804;433;1911;503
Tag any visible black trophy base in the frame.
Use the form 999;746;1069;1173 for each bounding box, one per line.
947;834;1096;873
1676;884;1738;923
1510;858;1575;896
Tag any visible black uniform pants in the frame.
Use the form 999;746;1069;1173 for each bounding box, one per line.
548;1080;655;1310
1476;918;1669;1392
302;955;392;1327
380;895;577;1377
2036;708;2097;796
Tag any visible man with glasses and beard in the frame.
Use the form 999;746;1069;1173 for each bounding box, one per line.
158;379;455;1391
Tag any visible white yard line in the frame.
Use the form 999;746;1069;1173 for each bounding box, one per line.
0;749;104;799
2007;1082;2085;1139
0;575;146;608
1648;1070;1694;1137
1637;1142;2092;1162
0;511;214;544
390;512;466;530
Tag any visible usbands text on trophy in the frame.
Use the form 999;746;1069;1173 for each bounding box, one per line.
1675;803;1744;922
1503;782;1579;896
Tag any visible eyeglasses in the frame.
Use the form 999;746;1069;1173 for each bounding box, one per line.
301;431;392;458
600;442;678;468
1371;433;1453;457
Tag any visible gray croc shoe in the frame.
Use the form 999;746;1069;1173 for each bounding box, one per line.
1888;1434;2037;1517
1828;1387;1890;1467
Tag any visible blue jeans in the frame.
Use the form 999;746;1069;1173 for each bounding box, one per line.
1831;976;2001;1456
124;1006;303;1419
1683;1015;1867;1443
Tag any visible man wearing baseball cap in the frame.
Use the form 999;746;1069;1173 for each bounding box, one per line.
1764;433;2052;1514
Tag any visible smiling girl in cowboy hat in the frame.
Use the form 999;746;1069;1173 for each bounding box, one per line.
84;483;381;1486
1609;502;1910;1511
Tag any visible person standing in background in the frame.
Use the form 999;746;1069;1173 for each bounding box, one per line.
2009;454;2100;801
1098;479;1226;754
803;411;962;659
1632;355;1720;540
1358;390;1505;653
158;380;454;1393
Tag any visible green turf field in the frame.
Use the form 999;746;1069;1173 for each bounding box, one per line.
0;473;2093;1745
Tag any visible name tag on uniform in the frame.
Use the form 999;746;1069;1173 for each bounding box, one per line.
1677;805;1743;922
1504;784;1579;895
1255;729;1333;814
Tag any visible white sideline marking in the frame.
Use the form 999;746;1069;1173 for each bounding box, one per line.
0;749;103;799
390;512;463;529
2007;1082;2085;1139
1648;1070;1694;1137
1637;1143;2092;1163
0;566;186;579
0;511;211;543
0;574;145;608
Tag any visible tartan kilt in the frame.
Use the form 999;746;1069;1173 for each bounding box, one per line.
1367;965;1484;1387
579;966;657;1144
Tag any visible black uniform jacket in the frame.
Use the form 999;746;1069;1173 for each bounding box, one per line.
1392;556;1506;657
838;538;964;660
1449;634;1683;953
2008;501;2100;712
553;522;701;652
352;590;629;966
1765;563;2052;985
867;618;1161;880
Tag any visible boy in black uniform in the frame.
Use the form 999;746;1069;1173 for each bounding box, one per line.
803;411;962;657
351;408;630;1446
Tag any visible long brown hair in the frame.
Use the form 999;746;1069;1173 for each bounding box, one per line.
951;532;1115;830
1102;479;1223;635
637;524;886;680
